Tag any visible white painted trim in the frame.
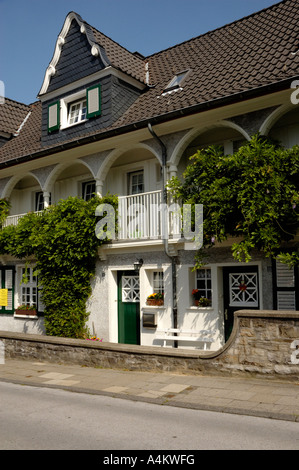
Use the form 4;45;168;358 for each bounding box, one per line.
38;12;111;96
39;66;145;102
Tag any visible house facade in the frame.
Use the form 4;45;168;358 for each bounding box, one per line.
0;2;298;349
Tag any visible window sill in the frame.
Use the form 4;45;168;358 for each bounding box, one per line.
14;314;39;319
142;305;166;309
187;306;214;311
60;119;88;130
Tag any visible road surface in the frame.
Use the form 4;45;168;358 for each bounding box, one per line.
0;381;298;450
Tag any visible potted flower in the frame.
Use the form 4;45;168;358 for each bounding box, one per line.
15;305;37;316
192;290;211;307
146;292;164;306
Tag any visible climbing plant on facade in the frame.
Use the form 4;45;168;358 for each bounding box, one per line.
168;134;299;267
0;194;118;338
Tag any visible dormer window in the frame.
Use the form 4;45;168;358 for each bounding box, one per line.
68;99;87;125
47;84;101;133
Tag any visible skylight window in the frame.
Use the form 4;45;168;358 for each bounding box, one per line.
164;70;188;93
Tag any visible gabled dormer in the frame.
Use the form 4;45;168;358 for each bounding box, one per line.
38;12;146;147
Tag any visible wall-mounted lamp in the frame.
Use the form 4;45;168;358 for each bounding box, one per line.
133;259;143;271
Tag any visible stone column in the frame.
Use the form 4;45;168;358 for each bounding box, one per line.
43;191;51;208
168;164;178;180
96;179;104;198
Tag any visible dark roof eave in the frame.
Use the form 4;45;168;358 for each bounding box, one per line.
0;76;296;170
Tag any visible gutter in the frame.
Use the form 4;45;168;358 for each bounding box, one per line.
0;75;297;171
147;123;178;335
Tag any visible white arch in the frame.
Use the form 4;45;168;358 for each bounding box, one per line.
96;143;161;183
169;120;250;167
259;103;296;136
2;172;42;199
43;159;95;193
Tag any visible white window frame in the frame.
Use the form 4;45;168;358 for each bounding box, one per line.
68;98;87;126
128;170;144;195
82;180;96;201
195;268;212;304
19;267;38;308
60;90;87;129
153;271;164;295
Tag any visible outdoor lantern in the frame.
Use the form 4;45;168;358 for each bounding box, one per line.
133;259;143;271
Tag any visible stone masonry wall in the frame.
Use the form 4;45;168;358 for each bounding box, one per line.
1;310;299;381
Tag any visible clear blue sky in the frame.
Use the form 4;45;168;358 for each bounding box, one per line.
0;0;280;104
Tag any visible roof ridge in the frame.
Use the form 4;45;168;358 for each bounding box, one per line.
3;97;30;108
146;0;286;58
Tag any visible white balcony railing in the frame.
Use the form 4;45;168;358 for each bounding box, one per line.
2;211;43;227
118;190;181;240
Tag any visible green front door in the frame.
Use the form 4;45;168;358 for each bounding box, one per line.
223;266;259;342
117;271;140;345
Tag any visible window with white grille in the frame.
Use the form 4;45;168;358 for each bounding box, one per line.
153;271;164;294
196;268;212;302
68;99;87;125
20;267;37;307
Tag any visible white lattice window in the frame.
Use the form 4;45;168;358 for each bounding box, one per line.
122;276;140;302
229;272;258;307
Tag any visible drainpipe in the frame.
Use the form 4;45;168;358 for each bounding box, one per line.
147;123;178;335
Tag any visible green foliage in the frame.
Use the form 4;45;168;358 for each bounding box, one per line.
168;135;299;267
0;194;118;338
0;199;10;226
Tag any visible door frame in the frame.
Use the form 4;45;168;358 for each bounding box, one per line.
117;270;140;345
223;265;260;341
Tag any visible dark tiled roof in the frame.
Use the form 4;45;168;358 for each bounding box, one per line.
0;98;30;135
0;102;41;163
1;0;299;165
116;0;299;125
90;26;146;84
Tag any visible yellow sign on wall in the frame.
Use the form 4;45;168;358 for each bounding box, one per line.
0;289;8;307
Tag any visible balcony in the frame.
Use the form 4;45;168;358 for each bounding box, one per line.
2;191;182;242
118;190;181;240
2;211;43;228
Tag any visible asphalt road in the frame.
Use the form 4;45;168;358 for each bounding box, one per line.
0;381;298;451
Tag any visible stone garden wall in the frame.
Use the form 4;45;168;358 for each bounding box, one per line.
1;310;299;381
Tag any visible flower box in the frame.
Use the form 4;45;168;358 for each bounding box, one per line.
146;299;164;306
146;293;164;306
194;299;211;307
15;306;37;316
192;291;211;307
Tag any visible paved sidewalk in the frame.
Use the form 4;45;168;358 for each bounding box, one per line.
0;358;299;422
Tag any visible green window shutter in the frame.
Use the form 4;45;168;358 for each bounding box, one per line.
0;268;15;314
48;100;60;133
86;84;101;119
